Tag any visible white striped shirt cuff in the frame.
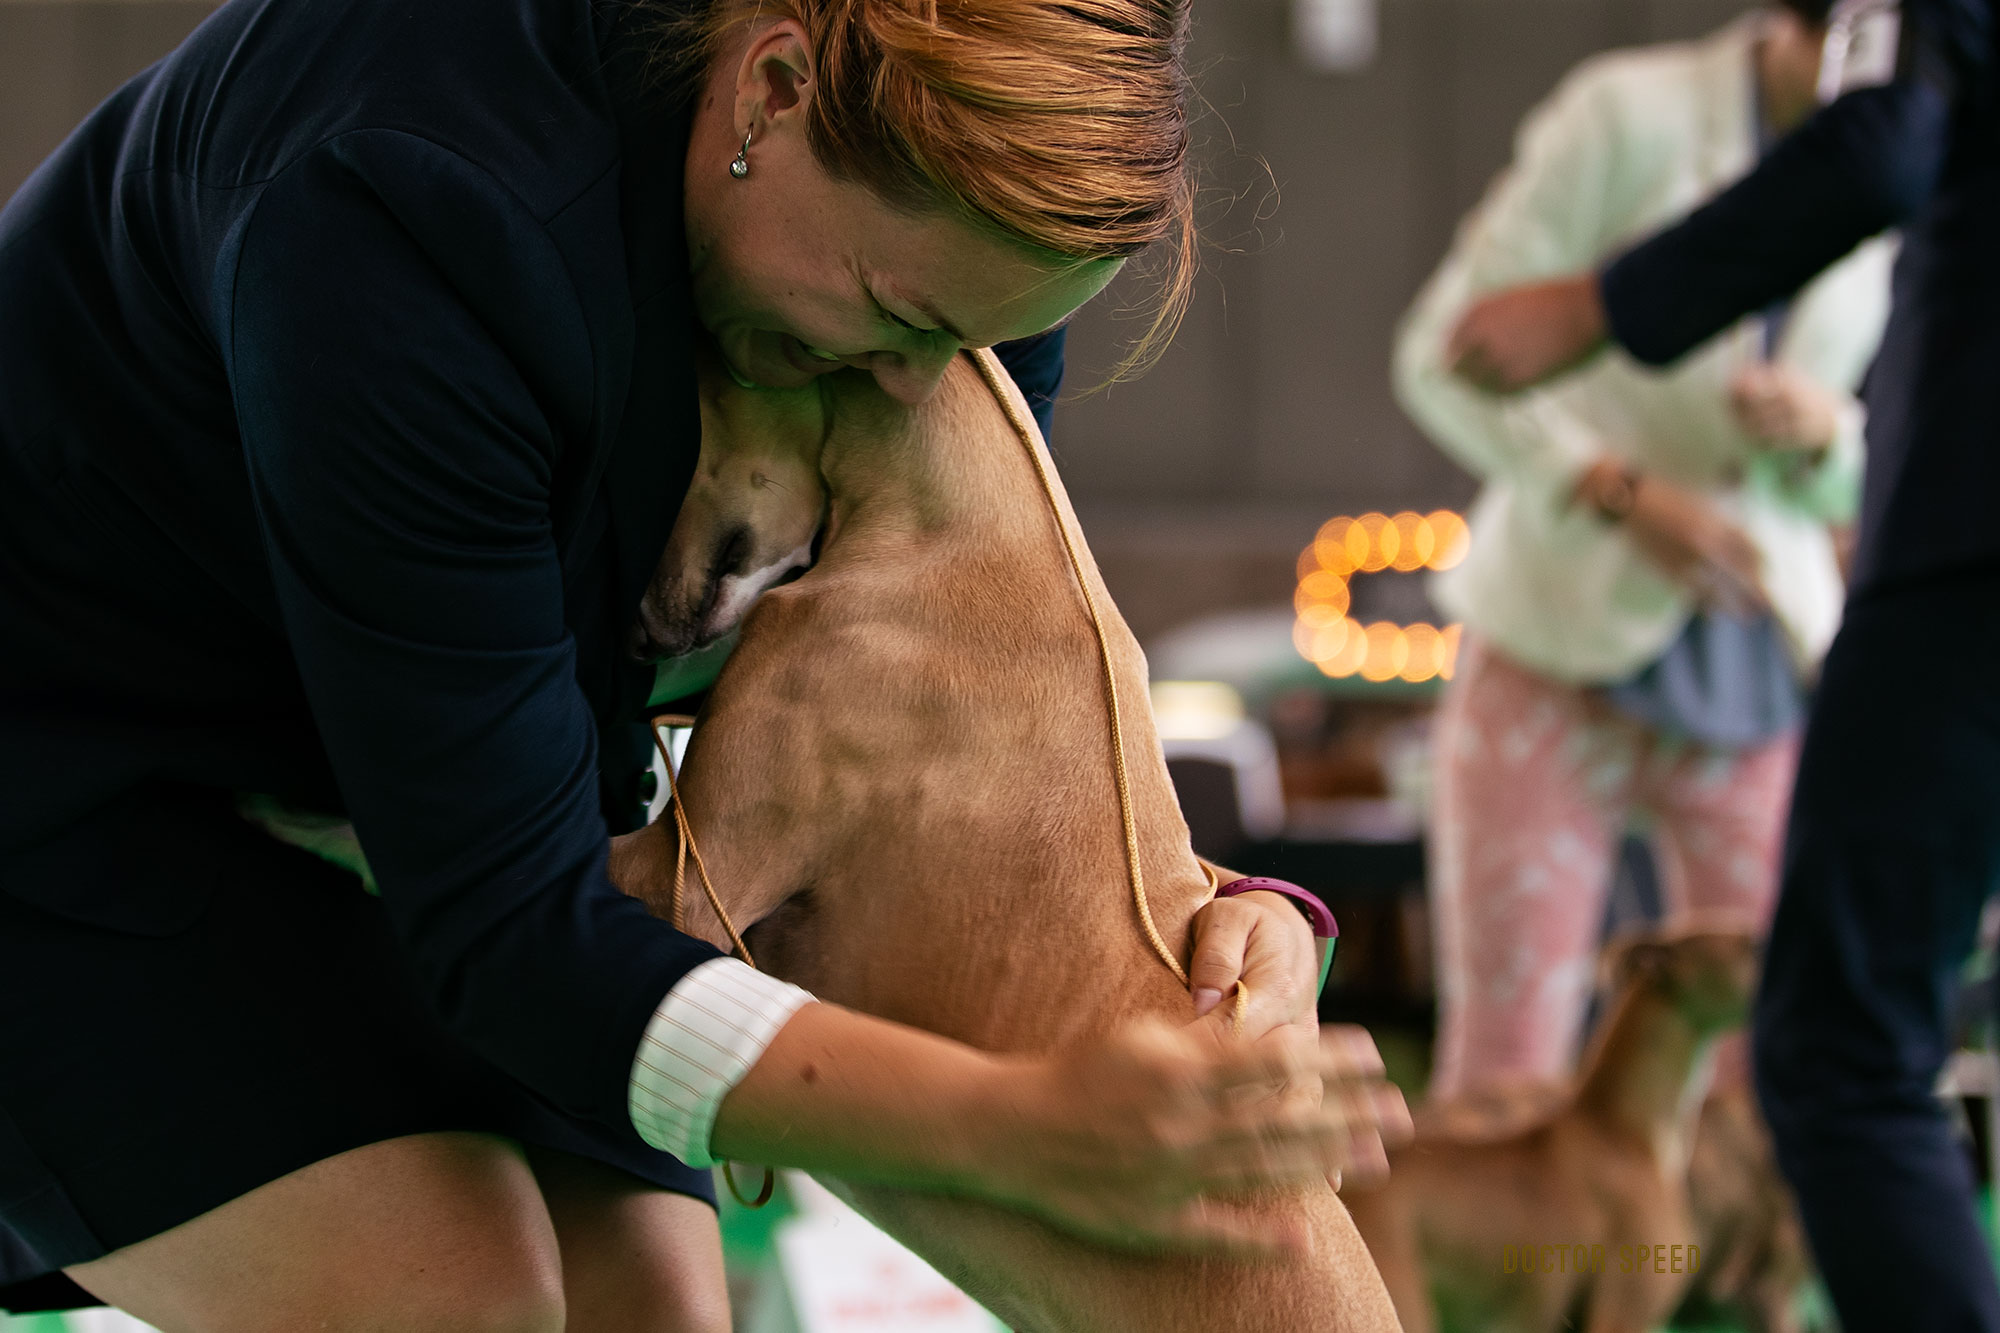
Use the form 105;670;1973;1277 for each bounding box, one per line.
628;957;815;1167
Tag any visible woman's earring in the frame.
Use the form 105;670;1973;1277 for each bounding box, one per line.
730;129;753;179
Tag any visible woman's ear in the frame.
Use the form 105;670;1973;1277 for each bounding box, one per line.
733;19;816;140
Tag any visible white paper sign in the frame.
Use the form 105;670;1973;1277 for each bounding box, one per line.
774;1178;1005;1333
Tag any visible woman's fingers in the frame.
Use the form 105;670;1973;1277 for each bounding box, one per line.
1731;362;1839;449
1196;1023;1383;1101
1186;891;1317;1034
1174;1029;1410;1196
1186;895;1256;1018
998;1015;1415;1255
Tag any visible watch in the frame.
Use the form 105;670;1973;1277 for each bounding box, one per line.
1217;876;1341;997
1216;876;1338;938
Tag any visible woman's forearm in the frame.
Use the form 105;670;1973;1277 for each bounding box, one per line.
708;1000;1018;1193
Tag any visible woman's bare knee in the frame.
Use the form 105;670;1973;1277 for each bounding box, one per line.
528;1146;729;1333
66;1132;566;1333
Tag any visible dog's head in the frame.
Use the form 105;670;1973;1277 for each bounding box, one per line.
1605;916;1761;1034
630;356;832;664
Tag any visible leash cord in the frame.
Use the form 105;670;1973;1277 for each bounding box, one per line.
648;717;754;968
967;351;1242;1032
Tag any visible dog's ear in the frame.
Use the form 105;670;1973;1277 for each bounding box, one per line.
1605;936;1675;993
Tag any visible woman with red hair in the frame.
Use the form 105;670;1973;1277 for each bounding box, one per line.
0;0;1396;1325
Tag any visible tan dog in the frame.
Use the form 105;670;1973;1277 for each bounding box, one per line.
616;349;1402;1333
1345;922;1759;1333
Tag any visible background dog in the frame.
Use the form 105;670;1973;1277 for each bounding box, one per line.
1345;920;1760;1333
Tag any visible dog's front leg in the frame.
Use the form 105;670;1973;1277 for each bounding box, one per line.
1583;1266;1691;1333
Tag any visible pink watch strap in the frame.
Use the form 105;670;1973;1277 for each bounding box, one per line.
1216;876;1338;940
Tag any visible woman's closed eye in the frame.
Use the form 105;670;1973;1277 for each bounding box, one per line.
869;291;944;339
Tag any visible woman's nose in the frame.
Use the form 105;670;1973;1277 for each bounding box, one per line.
864;343;960;405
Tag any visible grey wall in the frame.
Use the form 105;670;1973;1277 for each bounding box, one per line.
0;0;217;201
0;0;1754;641
1056;0;1750;516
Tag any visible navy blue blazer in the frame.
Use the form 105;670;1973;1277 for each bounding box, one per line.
0;0;1062;1139
1599;0;1997;596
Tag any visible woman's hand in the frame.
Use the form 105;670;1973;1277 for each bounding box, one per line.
985;1019;1410;1255
713;1001;1409;1258
1729;362;1841;455
1448;274;1610;393
1187;889;1320;1037
1577;461;1770;615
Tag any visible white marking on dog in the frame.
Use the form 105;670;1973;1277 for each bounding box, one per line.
703;540;816;642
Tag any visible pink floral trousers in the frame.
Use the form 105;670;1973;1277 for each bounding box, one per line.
1426;633;1799;1098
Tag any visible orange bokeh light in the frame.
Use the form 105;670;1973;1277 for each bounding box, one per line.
1293;511;1469;685
1389;512;1430;572
1426;510;1470;570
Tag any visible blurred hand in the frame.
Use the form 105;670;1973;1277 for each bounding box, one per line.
991;1018;1411;1256
1187;889;1319;1037
1729;362;1842;453
1448;275;1609;393
1580;462;1770;614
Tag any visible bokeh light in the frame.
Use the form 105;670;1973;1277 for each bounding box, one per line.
1291;511;1468;684
1401;622;1445;682
1358;621;1408;682
1426;509;1470;570
1355;513;1395;573
1151;680;1247;741
1389;511;1429;572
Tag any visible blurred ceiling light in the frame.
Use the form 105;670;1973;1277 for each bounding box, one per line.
1292;510;1468;685
1151;680;1247;741
1294;0;1379;74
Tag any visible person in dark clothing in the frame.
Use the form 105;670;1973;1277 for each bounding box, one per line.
0;0;1401;1324
1446;0;2000;1326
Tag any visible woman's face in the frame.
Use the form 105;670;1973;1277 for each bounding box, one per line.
683;22;1121;405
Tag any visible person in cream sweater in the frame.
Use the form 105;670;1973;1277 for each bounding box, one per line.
1395;0;1892;1097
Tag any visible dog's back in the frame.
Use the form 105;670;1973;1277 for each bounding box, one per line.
672;355;1401;1331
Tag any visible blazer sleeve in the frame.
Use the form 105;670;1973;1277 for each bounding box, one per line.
1600;0;1980;364
226;133;722;1137
1395;65;1631;494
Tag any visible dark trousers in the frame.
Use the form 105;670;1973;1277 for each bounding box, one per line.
1755;571;2000;1332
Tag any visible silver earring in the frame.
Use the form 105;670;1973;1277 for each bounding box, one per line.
729;129;753;179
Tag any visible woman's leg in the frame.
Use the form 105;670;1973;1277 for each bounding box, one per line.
1643;732;1800;930
1640;730;1800;1089
64;1132;566;1333
1427;636;1634;1097
526;1147;729;1333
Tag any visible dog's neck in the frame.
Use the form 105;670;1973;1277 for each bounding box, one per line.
693;355;1211;1037
1571;983;1721;1172
814;362;1019;549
